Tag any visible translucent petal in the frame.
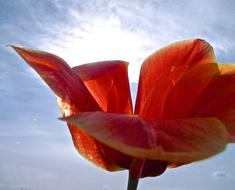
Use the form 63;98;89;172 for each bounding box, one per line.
162;63;219;119
12;46;132;171
62;112;228;164
192;64;235;142
73;61;133;114
11;45;100;112
135;39;216;120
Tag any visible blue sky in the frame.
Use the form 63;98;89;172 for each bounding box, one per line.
1;0;235;190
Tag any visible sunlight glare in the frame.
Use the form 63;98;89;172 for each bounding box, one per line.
47;17;153;82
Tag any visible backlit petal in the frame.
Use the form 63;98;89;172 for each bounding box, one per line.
162;63;219;119
62;112;228;164
135;39;216;120
67;123;134;171
11;45;101;112
73;61;133;114
57;98;130;171
58;98;134;171
192;64;235;142
13;46;131;171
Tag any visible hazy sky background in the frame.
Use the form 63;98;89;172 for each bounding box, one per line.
1;0;235;190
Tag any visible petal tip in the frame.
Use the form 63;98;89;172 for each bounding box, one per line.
58;114;80;124
58;117;66;121
8;44;28;51
9;45;40;58
7;45;24;52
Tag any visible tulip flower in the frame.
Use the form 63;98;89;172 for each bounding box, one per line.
11;39;235;190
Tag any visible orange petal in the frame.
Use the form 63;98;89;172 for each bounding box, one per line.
135;39;216;120
65;61;134;170
12;46;133;171
62;112;228;164
67;123;134;171
162;63;219;119
58;97;132;171
72;61;133;114
192;64;235;142
11;45;101;112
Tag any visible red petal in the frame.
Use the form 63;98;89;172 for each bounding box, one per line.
62;112;228;164
11;45;101;112
13;46;132;171
141;159;167;177
73;61;133;114
72;61;135;170
135;39;216;120
162;63;219;119
192;64;235;142
58;101;133;171
129;159;167;179
67;123;134;171
129;159;145;180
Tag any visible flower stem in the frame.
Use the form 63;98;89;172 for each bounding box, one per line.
127;159;145;190
127;171;139;190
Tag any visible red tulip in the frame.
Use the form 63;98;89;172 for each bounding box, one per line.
11;39;234;189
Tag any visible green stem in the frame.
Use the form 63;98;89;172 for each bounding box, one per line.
127;171;139;190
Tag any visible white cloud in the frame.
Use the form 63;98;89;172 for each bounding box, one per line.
38;0;235;82
47;16;153;82
212;171;230;179
3;0;235;82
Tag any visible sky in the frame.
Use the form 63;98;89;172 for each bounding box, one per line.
0;0;235;190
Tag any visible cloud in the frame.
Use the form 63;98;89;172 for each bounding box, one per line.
212;171;230;179
3;0;235;82
46;16;152;82
45;0;235;81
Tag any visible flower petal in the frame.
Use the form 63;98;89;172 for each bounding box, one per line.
62;112;228;164
130;159;167;178
65;61;134;170
162;63;219;119
12;46;132;171
192;64;235;142
11;45;101;112
135;39;216;120
73;61;133;114
67;123;134;171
